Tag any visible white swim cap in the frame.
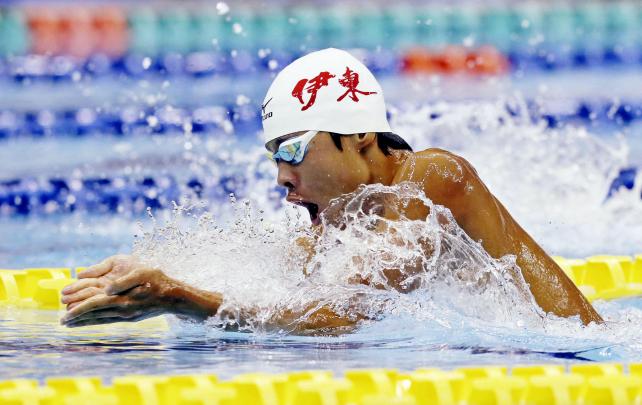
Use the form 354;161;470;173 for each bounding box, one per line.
261;48;392;149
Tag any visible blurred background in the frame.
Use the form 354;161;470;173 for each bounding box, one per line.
1;1;641;267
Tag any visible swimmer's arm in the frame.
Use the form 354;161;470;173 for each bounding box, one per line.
166;281;223;321
107;275;361;334
61;255;363;333
396;149;602;325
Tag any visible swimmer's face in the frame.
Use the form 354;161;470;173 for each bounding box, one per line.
276;131;372;225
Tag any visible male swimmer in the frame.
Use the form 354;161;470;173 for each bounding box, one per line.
60;48;602;331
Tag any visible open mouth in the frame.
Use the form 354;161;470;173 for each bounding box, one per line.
294;201;320;225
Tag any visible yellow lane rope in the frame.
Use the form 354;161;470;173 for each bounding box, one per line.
1;363;641;404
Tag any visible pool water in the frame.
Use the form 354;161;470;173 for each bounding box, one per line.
2;1;642;384
2;86;642;382
2;297;642;382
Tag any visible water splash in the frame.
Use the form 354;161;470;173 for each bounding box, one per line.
133;182;548;334
131;181;642;359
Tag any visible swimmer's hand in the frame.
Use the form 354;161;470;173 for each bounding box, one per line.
61;255;143;311
60;255;222;327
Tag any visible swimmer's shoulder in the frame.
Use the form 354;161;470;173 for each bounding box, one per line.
392;148;479;198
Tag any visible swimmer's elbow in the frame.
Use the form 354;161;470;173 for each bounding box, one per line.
277;305;366;336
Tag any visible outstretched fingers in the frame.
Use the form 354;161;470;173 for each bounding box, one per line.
61;285;103;305
61;294;119;325
105;270;146;296
78;256;119;279
61;278;103;299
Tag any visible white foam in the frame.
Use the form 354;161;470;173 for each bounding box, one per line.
133;183;544;333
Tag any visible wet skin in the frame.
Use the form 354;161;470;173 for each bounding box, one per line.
60;132;602;332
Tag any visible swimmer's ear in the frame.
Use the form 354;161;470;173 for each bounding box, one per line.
354;132;377;152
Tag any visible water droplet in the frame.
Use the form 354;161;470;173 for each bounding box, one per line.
147;115;159;128
236;94;250;106
216;2;230;15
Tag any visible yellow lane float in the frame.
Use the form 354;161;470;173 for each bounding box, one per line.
0;363;641;404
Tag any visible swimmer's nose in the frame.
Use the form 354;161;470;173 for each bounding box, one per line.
277;163;298;192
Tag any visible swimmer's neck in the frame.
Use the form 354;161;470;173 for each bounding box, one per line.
364;147;410;186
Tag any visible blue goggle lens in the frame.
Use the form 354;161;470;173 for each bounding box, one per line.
272;142;304;164
267;131;317;165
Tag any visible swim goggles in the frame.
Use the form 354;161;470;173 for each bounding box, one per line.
267;130;319;165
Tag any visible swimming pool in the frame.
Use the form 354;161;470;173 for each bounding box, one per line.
2;1;642;403
1;296;642;381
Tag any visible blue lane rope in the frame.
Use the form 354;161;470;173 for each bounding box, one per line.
0;51;395;80
0;104;257;138
0;168;637;217
0;174;286;217
1;100;641;140
1;47;642;82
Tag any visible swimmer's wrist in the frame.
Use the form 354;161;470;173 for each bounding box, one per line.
163;280;223;321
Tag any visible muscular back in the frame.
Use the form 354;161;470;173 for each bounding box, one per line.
390;148;602;325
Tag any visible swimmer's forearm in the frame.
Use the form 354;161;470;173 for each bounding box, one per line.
162;277;362;333
483;203;602;324
444;162;602;325
513;238;603;324
164;280;223;321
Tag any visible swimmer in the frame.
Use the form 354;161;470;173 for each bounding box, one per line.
60;48;602;331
